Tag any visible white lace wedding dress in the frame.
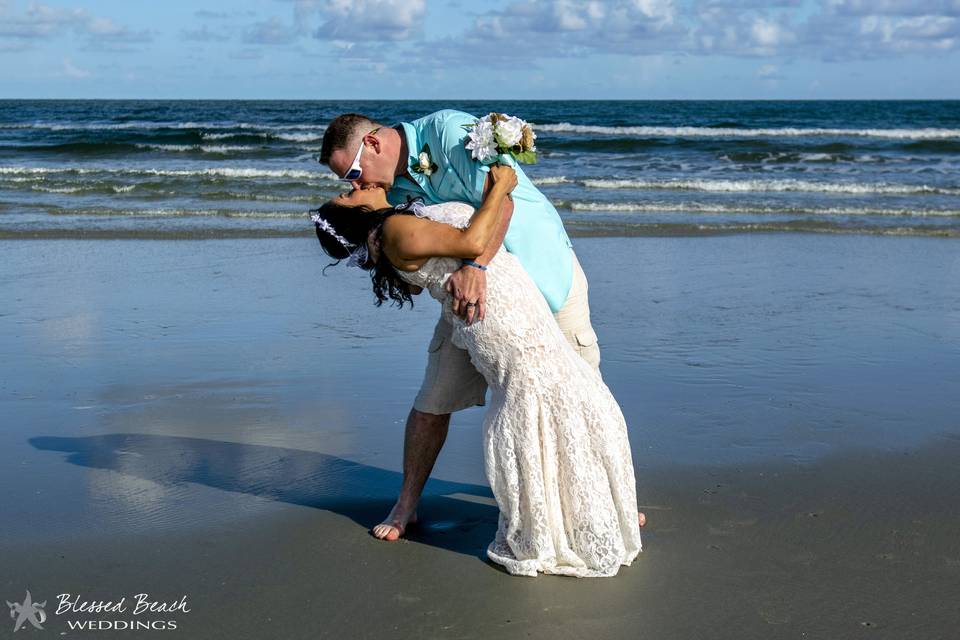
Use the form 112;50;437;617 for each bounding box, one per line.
398;201;643;577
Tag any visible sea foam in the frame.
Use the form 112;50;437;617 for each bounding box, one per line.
536;123;960;140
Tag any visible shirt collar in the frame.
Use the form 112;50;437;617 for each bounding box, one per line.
398;121;427;191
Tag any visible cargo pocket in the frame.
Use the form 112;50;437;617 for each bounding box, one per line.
574;328;601;369
575;329;598;348
427;333;446;353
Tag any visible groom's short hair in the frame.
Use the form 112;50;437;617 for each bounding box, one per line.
320;113;378;165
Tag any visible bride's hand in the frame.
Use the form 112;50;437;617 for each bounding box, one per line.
489;164;517;193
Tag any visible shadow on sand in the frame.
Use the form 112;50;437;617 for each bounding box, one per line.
29;433;500;557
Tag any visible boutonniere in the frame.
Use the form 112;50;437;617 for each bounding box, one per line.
411;144;438;177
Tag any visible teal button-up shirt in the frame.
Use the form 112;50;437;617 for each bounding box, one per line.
386;109;574;313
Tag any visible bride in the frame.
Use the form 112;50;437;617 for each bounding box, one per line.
310;164;643;578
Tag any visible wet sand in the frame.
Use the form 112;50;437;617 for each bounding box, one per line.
1;235;959;638
3;437;960;638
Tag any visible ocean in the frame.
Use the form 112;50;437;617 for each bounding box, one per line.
1;99;959;239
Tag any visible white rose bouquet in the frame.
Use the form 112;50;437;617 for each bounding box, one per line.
464;112;537;165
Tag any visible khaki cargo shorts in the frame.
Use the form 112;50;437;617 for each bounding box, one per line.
413;249;601;416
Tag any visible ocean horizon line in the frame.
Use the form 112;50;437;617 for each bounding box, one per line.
1;97;959;103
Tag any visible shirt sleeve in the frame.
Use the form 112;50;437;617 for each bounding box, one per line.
434;110;489;205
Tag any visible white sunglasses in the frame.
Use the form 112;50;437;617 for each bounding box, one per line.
339;127;381;182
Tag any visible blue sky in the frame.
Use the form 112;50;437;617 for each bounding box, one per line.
1;0;958;99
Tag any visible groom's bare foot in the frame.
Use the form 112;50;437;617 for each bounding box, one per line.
639;512;646;528
371;503;418;541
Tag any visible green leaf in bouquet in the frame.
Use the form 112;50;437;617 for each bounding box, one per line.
511;150;538;165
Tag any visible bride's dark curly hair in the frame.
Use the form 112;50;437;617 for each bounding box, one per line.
311;199;417;308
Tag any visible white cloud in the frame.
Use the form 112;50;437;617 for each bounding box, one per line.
243;17;298;45
751;18;784;47
756;63;779;77
181;25;231;43
829;0;960;17
807;1;960;58
692;0;959;59
0;2;86;39
412;0;960;75
84;16;150;44
195;9;256;20
312;0;427;41
0;1;150;48
2;0;957;89
62;57;90;78
432;0;683;63
228;48;264;60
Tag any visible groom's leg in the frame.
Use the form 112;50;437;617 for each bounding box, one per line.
405;317;487;495
374;317;486;540
394;408;451;513
554;250;646;528
555;249;601;370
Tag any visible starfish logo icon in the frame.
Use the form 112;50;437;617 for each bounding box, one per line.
6;590;47;632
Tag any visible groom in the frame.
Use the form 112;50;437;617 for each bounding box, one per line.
320;109;638;540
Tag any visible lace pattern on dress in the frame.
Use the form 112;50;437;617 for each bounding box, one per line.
393;200;643;578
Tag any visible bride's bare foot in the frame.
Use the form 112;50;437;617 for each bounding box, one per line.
639;512;646;528
371;503;418;541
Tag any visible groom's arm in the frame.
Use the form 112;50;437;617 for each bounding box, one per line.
436;112;518;324
476;173;514;264
444;174;513;325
